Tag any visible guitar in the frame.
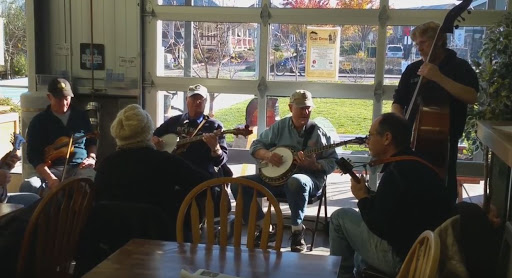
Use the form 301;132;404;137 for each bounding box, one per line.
335;157;374;194
0;133;25;202
160;125;253;154
259;137;367;186
405;0;473;178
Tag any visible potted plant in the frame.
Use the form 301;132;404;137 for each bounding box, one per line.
463;11;512;155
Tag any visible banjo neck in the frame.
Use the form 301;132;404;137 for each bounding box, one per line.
302;137;367;156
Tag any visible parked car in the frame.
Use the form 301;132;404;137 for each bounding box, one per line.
386;45;404;58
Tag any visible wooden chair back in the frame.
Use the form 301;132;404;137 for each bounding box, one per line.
176;177;283;251
17;177;96;278
397;230;440;278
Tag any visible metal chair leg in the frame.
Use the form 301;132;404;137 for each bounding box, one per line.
310;184;327;251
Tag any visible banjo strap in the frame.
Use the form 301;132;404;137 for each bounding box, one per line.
302;121;317;151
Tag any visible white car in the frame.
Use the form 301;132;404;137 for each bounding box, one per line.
386;45;404;58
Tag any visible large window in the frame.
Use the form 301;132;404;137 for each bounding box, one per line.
147;0;505;145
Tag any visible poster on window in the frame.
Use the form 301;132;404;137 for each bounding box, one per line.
306;27;340;81
80;43;105;70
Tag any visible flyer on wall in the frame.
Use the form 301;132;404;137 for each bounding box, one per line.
306;27;341;81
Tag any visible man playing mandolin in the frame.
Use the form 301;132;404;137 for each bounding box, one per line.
20;77;97;194
232;90;338;252
392;21;478;205
329;113;450;277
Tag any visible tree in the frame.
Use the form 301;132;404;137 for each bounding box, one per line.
163;21;253;115
336;0;378;51
1;0;26;79
281;0;330;8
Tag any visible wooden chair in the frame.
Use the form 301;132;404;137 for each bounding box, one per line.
176;177;284;251
17;177;96;278
396;230;440;278
362;230;440;278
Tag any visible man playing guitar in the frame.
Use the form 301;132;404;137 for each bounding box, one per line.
231;90;338;252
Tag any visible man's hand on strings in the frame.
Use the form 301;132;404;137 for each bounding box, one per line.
417;62;443;82
294;151;321;171
264;151;284;167
79;157;96;169
351;174;369;200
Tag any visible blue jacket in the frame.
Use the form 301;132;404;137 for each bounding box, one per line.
27;105;96;168
153;113;228;177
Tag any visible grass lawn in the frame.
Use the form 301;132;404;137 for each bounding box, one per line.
214;97;393;147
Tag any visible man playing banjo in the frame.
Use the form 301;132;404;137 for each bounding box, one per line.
232;90;338;252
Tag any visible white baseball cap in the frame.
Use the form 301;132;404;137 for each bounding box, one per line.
187;84;208;98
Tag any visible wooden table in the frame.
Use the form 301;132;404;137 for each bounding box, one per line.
84;239;341;278
0;203;23;217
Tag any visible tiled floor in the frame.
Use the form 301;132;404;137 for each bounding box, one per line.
228;163;485;256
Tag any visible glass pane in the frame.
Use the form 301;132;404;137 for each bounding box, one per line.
160;0;262;8
384;25;485;85
272;0;377;9
389;0;506;10
269;24;377;84
159;21;258;79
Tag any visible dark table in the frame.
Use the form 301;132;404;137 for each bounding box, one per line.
84;239;341;278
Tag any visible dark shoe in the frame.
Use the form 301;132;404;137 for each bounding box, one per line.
254;224;277;246
290;227;306;252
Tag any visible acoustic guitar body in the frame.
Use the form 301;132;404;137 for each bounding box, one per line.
411;91;450;178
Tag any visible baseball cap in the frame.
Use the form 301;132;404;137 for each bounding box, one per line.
48;78;74;98
289;90;314;107
187;84;208;99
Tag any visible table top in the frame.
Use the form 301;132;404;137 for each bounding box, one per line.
0;203;23;217
84;239;341;278
477;120;512;168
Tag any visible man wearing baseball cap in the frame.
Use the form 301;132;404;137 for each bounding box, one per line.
231;89;338;252
152;84;232;213
20;77;97;194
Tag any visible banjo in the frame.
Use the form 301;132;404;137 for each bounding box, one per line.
160;125;252;154
259;137;367;186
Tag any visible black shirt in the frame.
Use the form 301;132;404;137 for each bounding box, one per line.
358;148;451;259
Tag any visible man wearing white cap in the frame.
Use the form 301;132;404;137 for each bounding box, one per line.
152;84;231;216
152;84;230;178
232;90;338;252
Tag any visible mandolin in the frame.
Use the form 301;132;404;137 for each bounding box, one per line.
160;125;253;154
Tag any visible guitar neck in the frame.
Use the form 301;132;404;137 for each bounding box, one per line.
303;139;361;156
177;130;231;146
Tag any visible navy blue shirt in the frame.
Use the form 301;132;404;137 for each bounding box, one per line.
393;48;479;141
27;105;96;168
153;113;228;177
358;148;450;259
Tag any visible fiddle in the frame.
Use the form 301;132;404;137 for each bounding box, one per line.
44;132;97;167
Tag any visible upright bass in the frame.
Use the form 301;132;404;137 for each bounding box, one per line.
406;0;473;177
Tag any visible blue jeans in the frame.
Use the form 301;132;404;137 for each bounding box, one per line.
5;193;40;207
231;173;321;226
329;208;402;278
19;166;96;194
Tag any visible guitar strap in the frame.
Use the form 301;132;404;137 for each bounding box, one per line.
190;115;209;137
368;155;442;177
301;121;317;151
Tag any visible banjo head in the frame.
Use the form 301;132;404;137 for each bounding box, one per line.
160;134;178;153
259;146;296;186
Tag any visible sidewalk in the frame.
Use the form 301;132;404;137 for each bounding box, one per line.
0;77;28;88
